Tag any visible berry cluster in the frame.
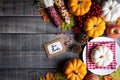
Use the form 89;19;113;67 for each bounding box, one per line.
72;26;81;34
72;1;102;35
89;1;102;16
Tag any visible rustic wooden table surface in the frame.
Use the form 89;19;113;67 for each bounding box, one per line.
0;0;120;80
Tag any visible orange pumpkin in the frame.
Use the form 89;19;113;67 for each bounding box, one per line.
84;16;106;38
68;0;92;16
64;58;87;80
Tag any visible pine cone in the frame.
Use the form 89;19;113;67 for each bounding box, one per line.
77;33;89;45
72;44;82;54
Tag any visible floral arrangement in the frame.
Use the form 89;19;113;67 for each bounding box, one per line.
38;0;120;38
34;0;120;80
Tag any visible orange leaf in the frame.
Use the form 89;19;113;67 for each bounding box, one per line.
104;75;113;80
39;9;46;15
39;77;45;80
116;17;120;26
39;9;50;22
43;15;49;22
45;72;55;80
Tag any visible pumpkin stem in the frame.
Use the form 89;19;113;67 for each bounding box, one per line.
73;71;78;75
94;25;97;27
78;0;83;5
109;6;112;10
99;55;104;58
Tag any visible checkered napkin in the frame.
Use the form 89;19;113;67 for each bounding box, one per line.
86;41;117;70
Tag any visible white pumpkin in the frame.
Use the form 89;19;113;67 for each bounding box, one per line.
101;0;120;22
91;46;113;66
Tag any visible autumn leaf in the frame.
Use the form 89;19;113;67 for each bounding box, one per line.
103;72;120;80
61;16;75;31
42;15;49;22
45;72;55;80
116;17;120;26
39;77;45;80
54;72;67;80
39;8;45;15
99;67;120;80
99;75;104;80
39;9;49;22
110;67;120;80
104;75;113;80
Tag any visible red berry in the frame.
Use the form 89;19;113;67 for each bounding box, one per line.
72;1;102;34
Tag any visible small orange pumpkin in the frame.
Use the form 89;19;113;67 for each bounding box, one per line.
64;58;87;80
84;16;106;38
68;0;92;16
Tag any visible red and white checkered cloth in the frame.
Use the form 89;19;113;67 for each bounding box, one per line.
86;41;117;70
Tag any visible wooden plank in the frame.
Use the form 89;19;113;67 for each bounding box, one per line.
0;0;41;16
0;33;79;68
0;16;63;33
0;0;120;16
0;68;57;80
0;34;119;51
0;51;79;68
0;33;74;51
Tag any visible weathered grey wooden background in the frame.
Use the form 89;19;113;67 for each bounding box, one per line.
0;0;120;80
0;0;79;80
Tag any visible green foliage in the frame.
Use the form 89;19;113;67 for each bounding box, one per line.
61;17;75;31
54;72;67;80
98;67;120;80
99;75;104;80
110;67;120;80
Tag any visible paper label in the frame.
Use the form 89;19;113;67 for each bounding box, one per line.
44;38;67;58
47;42;63;54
